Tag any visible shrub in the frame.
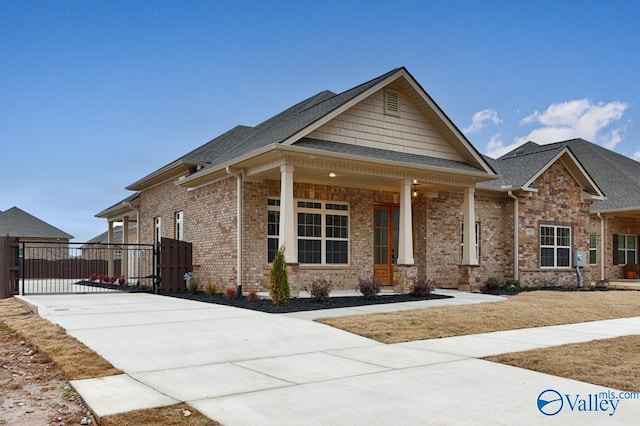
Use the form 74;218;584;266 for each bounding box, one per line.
117;276;125;286
246;287;260;302
410;279;434;298
89;274;98;282
269;247;290;306
204;281;216;296
505;279;520;288
485;276;503;291
188;280;199;294
224;286;236;300
357;276;381;299
306;279;332;303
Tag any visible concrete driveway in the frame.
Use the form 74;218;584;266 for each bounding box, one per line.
19;292;640;425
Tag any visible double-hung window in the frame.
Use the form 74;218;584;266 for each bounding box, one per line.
540;225;571;268
615;234;637;265
154;217;161;244
175;211;184;241
267;199;349;265
589;234;597;265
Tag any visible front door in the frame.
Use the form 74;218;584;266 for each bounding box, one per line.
373;205;399;285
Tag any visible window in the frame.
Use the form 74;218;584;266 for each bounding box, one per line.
154;217;161;244
267;199;280;262
460;222;480;262
175;211;184;241
589;234;597;265
266;198;349;264
540;225;571;268
616;234;637;265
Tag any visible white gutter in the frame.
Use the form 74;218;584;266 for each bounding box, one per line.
597;212;605;281
508;191;519;281
226;166;243;295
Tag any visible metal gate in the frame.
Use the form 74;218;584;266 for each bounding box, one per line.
17;240;157;295
1;237;192;297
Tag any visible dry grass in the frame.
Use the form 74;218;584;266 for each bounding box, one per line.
0;298;219;426
0;298;121;380
484;335;640;391
99;404;220;426
317;290;640;344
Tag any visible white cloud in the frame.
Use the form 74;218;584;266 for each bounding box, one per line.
632;150;640;161
486;133;517;158
515;99;628;147
463;109;502;133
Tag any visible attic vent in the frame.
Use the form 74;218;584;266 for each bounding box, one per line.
384;90;400;116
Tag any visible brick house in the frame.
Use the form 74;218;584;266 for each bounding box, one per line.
97;67;640;292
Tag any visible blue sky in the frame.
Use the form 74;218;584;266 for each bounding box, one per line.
2;0;639;242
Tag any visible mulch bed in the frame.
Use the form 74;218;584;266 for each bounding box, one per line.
167;292;453;314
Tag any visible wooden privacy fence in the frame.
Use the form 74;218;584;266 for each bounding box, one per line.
157;237;192;293
0;237;20;299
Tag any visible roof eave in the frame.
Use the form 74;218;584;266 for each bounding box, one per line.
126;159;204;191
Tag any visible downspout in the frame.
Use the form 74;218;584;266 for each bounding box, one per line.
597;212;605;281
508;191;519;281
226;166;243;296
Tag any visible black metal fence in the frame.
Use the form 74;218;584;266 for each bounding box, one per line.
20;241;157;295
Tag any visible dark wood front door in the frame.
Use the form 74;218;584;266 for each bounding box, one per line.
373;205;399;285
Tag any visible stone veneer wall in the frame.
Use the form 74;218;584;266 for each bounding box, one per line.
516;161;592;287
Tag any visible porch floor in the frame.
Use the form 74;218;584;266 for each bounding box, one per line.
608;280;640;290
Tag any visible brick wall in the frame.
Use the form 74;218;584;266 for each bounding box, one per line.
517;161;592;287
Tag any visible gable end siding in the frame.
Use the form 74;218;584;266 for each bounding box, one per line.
306;88;465;162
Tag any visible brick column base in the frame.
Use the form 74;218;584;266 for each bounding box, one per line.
393;264;418;293
458;265;482;292
286;263;300;297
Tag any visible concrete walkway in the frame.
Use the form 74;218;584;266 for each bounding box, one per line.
18;291;640;425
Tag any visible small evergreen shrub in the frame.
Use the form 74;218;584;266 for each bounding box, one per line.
269;248;290;306
306;279;332;303
246;287;260;302
224;286;236;300
485;276;503;291
410;279;434;298
204;281;216;296
357;276;381;299
504;279;520;293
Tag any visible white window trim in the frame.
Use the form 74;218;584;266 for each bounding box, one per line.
588;234;597;265
540;225;572;268
267;198;350;265
154;217;162;244
175;211;184;241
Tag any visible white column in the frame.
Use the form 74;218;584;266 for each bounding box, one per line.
462;186;478;265
278;165;297;263
122;215;129;280
107;221;115;277
397;178;415;265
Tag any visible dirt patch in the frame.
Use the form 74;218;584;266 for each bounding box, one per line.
0;323;92;425
484;335;640;391
0;298;219;425
317;290;640;344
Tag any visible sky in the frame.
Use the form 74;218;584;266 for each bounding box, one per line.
2;0;639;243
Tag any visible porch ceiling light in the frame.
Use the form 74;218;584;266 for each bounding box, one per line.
329;172;336;177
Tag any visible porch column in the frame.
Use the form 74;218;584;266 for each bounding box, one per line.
122;215;129;281
461;186;478;265
278;164;297;263
397;178;414;265
107;221;115;277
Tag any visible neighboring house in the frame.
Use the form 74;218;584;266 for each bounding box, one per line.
96;67;640;292
0;206;74;260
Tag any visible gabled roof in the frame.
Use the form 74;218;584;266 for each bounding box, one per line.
81;223;137;246
0;207;73;240
95;193;140;219
129;67;496;191
482;138;640;212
